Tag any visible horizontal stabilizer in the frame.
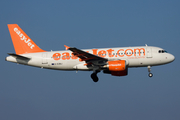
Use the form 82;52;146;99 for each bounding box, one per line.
7;53;31;60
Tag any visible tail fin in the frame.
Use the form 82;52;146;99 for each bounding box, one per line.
7;24;46;54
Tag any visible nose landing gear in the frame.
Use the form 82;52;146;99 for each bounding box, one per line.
147;66;153;77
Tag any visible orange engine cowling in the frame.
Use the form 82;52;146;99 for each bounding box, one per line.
103;60;128;76
108;60;126;71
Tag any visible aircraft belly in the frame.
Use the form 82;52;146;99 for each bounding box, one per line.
128;58;152;67
48;59;79;70
128;59;139;67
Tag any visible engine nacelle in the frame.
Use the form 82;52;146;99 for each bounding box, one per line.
111;70;128;76
103;60;128;76
103;69;128;76
107;60;126;71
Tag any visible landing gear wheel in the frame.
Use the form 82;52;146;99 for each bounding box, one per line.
147;66;153;78
148;73;153;77
91;73;99;82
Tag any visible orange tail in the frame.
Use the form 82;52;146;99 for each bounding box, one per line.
7;24;46;54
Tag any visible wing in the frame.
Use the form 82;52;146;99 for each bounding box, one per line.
64;45;108;65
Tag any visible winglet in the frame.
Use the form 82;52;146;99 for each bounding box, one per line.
64;45;70;50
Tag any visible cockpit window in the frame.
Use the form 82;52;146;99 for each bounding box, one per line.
159;50;167;53
163;50;167;53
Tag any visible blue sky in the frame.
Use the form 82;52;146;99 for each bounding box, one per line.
0;0;180;120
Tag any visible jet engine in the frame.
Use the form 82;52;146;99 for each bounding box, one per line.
103;60;128;76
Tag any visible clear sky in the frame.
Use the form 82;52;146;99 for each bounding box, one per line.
0;0;180;120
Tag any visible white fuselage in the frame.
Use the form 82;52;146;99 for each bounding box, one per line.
6;46;175;71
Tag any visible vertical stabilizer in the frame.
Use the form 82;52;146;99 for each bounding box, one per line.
7;24;46;54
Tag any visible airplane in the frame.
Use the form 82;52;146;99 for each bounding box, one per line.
6;24;175;82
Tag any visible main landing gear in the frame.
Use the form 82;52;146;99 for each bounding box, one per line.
147;66;153;77
91;71;100;82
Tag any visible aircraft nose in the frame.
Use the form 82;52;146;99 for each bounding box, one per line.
168;54;175;62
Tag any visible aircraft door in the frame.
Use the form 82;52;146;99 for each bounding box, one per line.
42;53;48;64
146;47;152;58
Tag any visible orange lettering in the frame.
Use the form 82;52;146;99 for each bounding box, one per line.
71;53;78;59
52;53;61;60
125;49;133;57
107;49;114;57
98;50;106;57
62;52;70;60
79;58;83;61
134;48;145;56
117;49;124;57
92;49;98;55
